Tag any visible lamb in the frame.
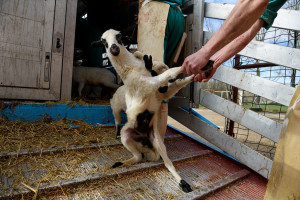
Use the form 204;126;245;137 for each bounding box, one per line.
110;57;169;139
72;66;120;97
94;29;193;192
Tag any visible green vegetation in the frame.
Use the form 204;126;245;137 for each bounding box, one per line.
243;103;288;113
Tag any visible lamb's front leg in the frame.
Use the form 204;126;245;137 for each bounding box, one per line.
161;75;194;100
153;67;182;86
152;115;193;193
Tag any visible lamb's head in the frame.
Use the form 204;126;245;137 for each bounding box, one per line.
91;29;124;56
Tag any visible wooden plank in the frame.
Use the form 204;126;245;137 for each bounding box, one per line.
49;0;67;99
0;86;58;100
203;31;300;70
0;0;54;89
199;90;282;142
211;65;295;106
41;0;56;88
204;3;300;31
169;106;273;179
175;170;250;200
61;0;77;100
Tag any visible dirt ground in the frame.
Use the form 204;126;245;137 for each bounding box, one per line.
167;108;278;160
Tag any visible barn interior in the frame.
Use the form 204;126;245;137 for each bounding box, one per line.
72;0;139;99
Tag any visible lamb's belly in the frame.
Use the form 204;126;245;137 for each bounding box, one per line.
126;95;159;113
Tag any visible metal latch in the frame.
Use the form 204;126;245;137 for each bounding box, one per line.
44;52;50;82
56;38;62;49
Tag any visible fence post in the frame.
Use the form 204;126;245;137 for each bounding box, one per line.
228;55;240;137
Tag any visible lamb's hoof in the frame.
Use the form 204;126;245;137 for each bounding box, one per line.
151;70;158;77
158;86;168;93
179;180;193;193
143;54;153;71
112;162;123;168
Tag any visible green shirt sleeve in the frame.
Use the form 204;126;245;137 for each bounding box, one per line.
260;0;287;30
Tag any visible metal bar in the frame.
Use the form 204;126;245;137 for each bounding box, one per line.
235;63;278;70
0;134;182;158
192;0;205;106
199;90;282;142
174;169;250;200
169;107;273;179
212;65;295;106
0;150;213;199
228;56;240;137
169;97;190;107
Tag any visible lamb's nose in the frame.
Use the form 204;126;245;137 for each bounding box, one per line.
110;44;120;56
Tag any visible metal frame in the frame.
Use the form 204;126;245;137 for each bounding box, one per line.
179;1;300;178
168;107;273;179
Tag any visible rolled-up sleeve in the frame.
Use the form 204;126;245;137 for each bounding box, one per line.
260;0;287;30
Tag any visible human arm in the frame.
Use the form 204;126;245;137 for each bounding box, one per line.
198;18;265;82
181;0;269;79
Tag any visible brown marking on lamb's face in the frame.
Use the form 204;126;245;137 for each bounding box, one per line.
110;44;120;56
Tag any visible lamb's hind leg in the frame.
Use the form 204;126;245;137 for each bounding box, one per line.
152;115;193;193
112;126;143;168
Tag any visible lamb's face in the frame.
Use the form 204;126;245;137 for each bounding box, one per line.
101;29;123;56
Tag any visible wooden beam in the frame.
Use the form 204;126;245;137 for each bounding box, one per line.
61;0;78;100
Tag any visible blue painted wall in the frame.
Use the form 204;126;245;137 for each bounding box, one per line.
0;103;127;125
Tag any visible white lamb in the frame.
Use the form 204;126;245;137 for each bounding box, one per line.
110;54;169;139
72;66;120;97
94;29;193;192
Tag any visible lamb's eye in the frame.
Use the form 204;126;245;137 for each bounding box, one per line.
101;38;108;48
116;34;123;45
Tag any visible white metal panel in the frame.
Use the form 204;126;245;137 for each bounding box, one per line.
203;31;300;70
212;65;295;106
204;3;300;31
239;40;300;70
169;106;273;179
199;90;282;142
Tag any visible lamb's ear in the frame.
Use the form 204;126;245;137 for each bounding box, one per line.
91;39;108;48
121;35;137;46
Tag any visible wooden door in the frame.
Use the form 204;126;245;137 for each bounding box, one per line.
0;0;67;100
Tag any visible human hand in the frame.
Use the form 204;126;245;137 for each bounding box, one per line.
194;57;221;82
181;50;210;75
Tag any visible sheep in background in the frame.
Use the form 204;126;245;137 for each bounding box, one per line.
72;66;120;97
94;29;193;193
